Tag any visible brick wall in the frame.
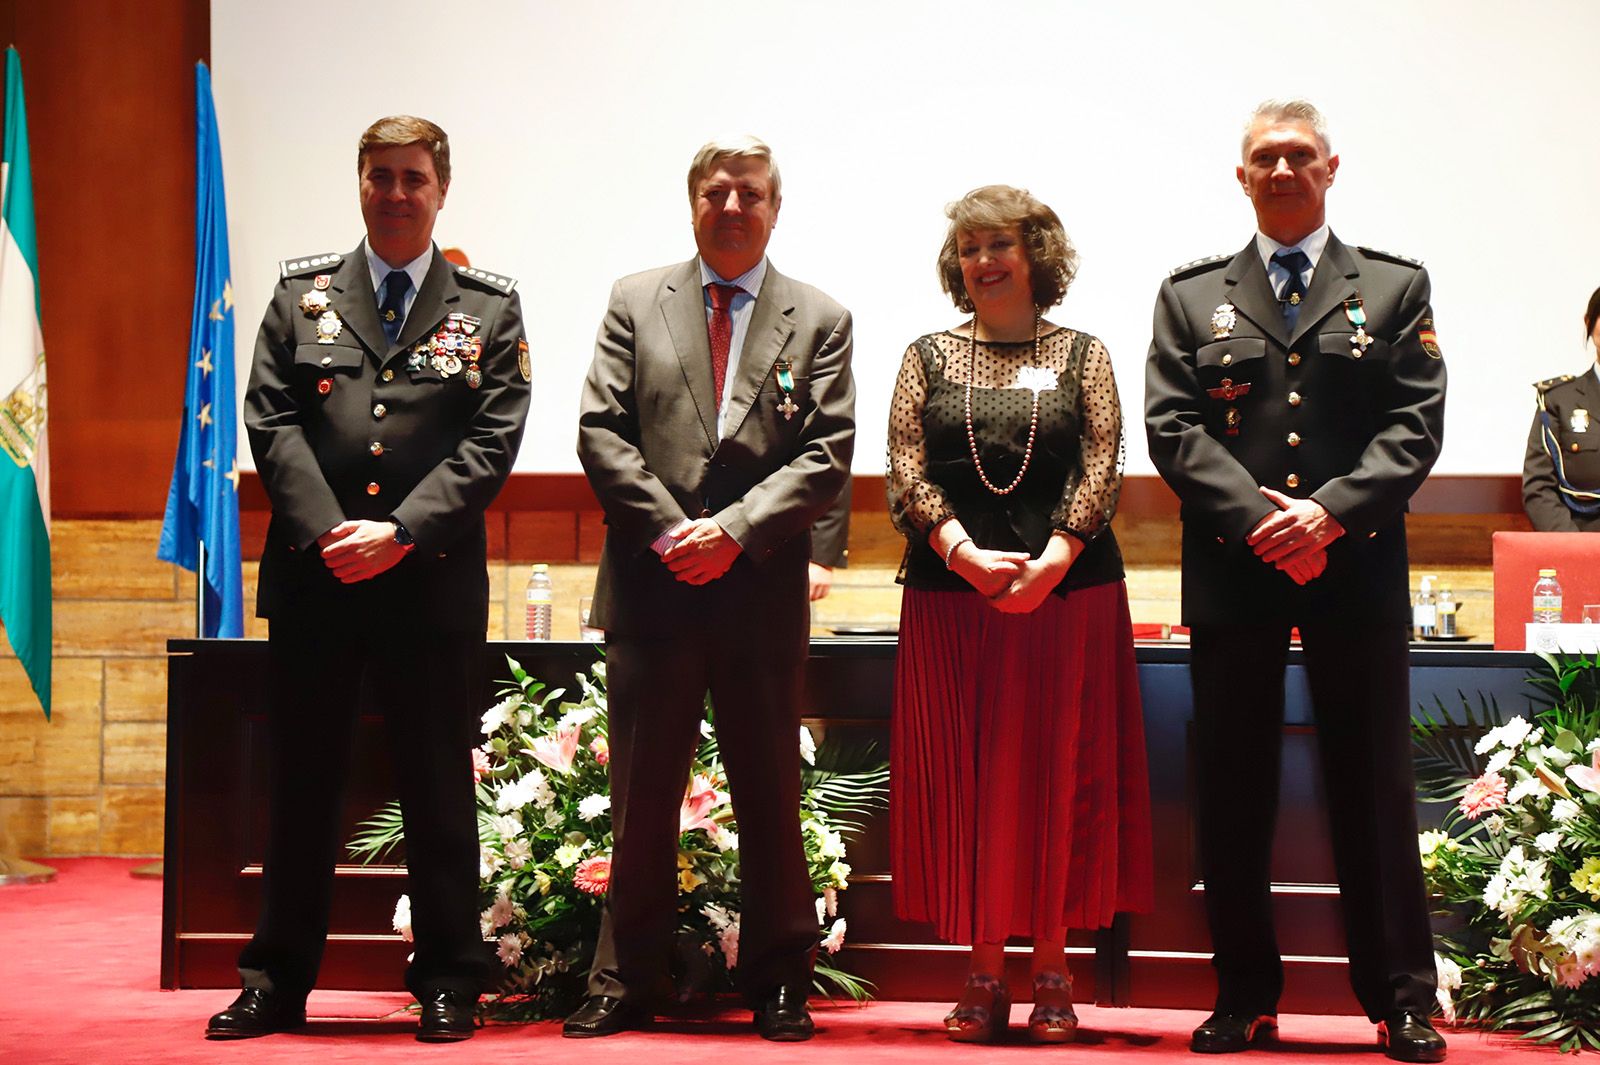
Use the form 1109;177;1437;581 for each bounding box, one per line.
0;510;1514;857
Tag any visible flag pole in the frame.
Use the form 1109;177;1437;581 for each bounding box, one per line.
0;855;55;886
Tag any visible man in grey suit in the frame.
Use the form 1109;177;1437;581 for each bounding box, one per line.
567;135;855;1041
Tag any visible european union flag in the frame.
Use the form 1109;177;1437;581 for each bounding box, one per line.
158;62;242;638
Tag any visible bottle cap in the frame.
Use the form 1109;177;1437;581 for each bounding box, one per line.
1540;568;1557;577
532;563;549;573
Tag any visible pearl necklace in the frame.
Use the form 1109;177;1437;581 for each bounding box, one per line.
963;309;1041;496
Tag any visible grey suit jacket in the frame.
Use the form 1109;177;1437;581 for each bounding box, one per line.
577;258;855;639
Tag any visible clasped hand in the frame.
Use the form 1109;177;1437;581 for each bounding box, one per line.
1246;486;1343;586
318;519;408;583
662;518;742;585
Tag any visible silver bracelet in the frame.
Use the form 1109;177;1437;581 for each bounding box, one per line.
943;536;973;570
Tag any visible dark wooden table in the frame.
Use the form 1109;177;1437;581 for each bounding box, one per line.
163;638;1538;1010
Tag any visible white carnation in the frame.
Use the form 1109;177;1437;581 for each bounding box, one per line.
392;894;414;943
578;794;612;821
1554;798;1583;822
481;695;519;735
556;705;599;730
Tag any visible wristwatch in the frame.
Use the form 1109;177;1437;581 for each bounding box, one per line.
391;519;416;553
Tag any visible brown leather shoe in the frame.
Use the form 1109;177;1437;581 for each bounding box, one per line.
563;995;652;1038
204;987;306;1039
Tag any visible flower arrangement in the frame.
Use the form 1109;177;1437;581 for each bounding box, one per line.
350;655;889;1021
1414;653;1600;1051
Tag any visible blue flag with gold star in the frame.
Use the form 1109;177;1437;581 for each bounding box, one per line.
158;62;242;638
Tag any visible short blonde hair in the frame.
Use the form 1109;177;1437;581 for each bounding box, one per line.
358;115;451;187
1242;99;1331;159
686;134;781;206
938;185;1077;313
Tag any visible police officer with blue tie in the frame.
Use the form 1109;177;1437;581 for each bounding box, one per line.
1145;100;1447;1062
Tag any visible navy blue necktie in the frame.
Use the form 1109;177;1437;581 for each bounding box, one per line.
1272;249;1312;331
379;270;411;344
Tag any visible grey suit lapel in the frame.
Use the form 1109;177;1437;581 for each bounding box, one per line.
394;247;457;357
661;261;718;448
720;267;796;442
1222;241;1286;346
328;244;387;359
1290;234;1359;348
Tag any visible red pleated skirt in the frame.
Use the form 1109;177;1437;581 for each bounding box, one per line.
891;580;1153;944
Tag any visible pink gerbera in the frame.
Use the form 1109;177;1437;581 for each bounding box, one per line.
1458;772;1508;819
471;747;492;782
574;855;612;895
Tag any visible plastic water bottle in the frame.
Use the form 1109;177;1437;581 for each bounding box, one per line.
1413;575;1438;638
1533;569;1564;625
1436;586;1457;638
525;564;554;640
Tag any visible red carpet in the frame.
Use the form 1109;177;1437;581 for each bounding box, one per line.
0;859;1550;1062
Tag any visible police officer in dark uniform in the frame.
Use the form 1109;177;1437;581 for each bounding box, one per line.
207;115;531;1043
1144;100;1447;1062
1523;286;1600;531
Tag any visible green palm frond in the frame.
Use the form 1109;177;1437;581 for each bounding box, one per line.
814;960;876;1003
1411;690;1502;806
347;801;406;864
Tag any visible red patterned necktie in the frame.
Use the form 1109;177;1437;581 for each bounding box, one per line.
707;283;741;411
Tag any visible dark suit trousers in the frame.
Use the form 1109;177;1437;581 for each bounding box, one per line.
588;631;817;1004
1190;619;1436;1020
238;626;492;1001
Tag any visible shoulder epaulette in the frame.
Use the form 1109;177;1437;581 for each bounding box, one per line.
1354;245;1423;268
279;251;344;279
454;264;518;294
1536;374;1579;394
1169;253;1230;279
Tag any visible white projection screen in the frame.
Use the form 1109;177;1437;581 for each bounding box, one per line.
212;0;1600;476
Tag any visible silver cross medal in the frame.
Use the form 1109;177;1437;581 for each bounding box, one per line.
774;361;799;421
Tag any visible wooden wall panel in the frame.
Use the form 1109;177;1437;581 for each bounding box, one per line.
0;0;208;518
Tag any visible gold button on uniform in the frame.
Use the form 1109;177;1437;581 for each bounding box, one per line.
382;369;395;382
1286;473;1300;488
366;482;380;496
370;442;384;456
373;404;386;419
1573;442;1582;454
1288;391;1302;406
1288;352;1302;366
1287;432;1301;447
1221;353;1233;366
320;355;332;367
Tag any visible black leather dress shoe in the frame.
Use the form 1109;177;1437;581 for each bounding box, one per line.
563;995;652;1038
204;987;307;1039
417;989;477;1042
754;986;814;1042
1191;1011;1277;1053
1378;1010;1447;1063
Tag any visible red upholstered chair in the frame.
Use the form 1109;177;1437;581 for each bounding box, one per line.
1491;531;1600;648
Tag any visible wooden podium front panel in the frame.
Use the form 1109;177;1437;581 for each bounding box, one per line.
163;639;1539;1010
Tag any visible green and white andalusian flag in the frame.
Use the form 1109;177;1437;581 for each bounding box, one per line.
0;47;51;718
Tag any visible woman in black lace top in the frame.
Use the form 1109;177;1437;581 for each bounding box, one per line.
887;186;1152;1043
